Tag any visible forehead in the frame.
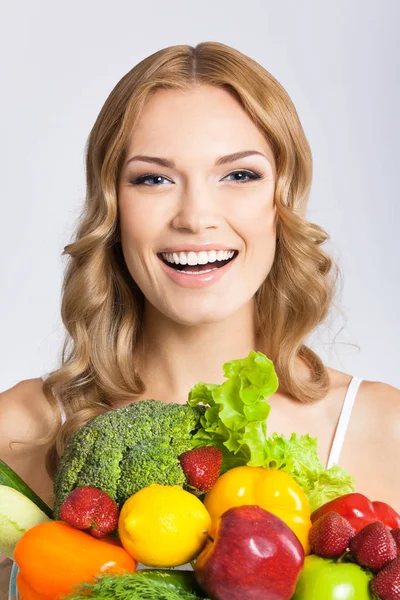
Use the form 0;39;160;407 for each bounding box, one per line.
125;84;275;167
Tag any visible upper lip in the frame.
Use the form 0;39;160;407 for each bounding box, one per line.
158;244;238;253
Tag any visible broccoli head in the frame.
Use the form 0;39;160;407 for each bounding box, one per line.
53;399;205;517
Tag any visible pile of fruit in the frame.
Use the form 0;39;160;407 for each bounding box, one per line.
296;493;400;600
0;351;399;600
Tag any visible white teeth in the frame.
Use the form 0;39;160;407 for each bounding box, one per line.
198;251;209;265
161;250;236;266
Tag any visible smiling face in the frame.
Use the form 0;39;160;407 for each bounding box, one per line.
117;84;277;326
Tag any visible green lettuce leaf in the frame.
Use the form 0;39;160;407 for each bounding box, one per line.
188;351;277;467
188;351;355;511
262;433;355;511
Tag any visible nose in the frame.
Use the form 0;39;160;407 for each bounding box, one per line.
171;180;222;233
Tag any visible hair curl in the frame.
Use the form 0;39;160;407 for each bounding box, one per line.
38;41;341;480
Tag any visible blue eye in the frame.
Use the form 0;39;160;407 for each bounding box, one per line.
131;174;169;186
130;169;264;186
224;170;264;184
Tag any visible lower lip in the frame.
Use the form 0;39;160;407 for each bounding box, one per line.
158;256;237;288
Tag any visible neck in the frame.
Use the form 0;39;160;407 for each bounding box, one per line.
135;300;263;404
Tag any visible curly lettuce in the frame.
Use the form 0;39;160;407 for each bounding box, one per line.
188;351;355;511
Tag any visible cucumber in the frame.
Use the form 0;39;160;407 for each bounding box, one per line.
135;569;206;597
0;458;53;518
0;485;51;558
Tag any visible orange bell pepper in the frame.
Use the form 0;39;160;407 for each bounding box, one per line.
204;466;312;553
14;520;137;600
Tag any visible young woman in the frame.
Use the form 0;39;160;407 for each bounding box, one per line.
0;41;398;591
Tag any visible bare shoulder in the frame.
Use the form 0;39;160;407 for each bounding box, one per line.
339;376;400;509
359;378;400;407
0;377;56;507
353;378;400;437
325;366;353;390
0;377;54;428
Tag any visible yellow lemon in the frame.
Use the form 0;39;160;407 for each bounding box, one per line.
118;484;212;567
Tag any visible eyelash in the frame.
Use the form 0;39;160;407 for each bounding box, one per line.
129;169;265;187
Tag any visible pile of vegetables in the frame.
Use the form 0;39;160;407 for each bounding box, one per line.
63;570;210;600
53;400;206;517
54;351;355;515
1;350;364;600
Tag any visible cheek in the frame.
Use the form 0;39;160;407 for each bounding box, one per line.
118;199;158;282
234;198;277;252
119;196;160;252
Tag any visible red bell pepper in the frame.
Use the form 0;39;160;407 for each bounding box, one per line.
311;493;400;533
372;501;400;529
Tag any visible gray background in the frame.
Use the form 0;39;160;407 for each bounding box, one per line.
1;0;399;391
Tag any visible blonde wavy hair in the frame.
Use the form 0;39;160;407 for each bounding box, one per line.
39;41;341;480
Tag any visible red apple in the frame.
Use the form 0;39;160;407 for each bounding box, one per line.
194;505;305;600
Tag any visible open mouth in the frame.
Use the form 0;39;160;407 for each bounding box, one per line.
158;250;239;273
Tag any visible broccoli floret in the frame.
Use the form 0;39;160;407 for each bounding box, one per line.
53;399;205;517
116;443;186;506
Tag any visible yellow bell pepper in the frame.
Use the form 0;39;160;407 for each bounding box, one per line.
203;466;311;553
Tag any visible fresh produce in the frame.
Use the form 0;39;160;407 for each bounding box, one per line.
14;520;136;600
118;484;211;567
59;485;119;538
203;465;311;552
8;350;391;599
188;351;355;511
63;570;210;599
195;505;304;600
349;521;397;571
179;446;223;493
132;570;206;596
371;556;400;600
373;502;400;529
392;528;400;555
308;511;355;558
53;399;206;516
0;485;51;558
292;554;373;600
307;514;400;597
0;458;53;518
311;493;400;532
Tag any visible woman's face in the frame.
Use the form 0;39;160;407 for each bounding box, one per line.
118;84;277;326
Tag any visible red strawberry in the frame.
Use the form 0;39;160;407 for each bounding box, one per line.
349;521;397;571
59;485;119;538
392;529;400;557
179;446;223;493
371;556;400;600
308;511;355;558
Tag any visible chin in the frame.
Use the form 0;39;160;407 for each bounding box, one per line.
163;298;244;327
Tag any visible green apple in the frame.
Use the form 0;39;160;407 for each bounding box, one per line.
292;555;373;600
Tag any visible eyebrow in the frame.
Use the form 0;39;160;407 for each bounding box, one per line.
124;149;270;169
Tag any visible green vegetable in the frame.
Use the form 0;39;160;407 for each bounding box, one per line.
53;400;206;517
188;351;355;511
188;351;277;471
0;485;51;558
135;570;205;595
262;433;355;511
62;570;210;599
0;458;53;518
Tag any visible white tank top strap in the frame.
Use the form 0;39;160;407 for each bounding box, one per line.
326;376;363;470
41;373;67;425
